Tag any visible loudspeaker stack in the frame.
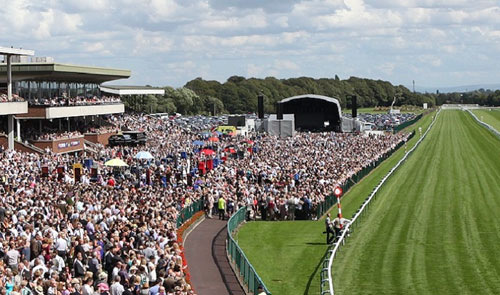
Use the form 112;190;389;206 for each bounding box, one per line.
258;95;264;119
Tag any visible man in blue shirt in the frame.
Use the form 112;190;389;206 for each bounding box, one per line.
149;279;161;295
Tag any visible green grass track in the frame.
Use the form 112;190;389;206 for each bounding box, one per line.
236;111;437;295
236;221;328;295
471;108;500;132
332;110;500;294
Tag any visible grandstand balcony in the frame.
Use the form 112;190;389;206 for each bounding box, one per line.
0;101;28;115
17;102;124;119
31;135;85;154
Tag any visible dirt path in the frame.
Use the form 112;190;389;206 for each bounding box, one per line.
184;218;246;295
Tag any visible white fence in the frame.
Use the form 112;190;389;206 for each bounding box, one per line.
465;109;500;140
321;108;441;295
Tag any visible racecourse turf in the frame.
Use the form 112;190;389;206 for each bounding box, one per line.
471;108;500;132
236;221;329;295
332;110;500;294
236;111;437;295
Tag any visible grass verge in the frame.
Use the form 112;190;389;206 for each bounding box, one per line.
471;108;500;132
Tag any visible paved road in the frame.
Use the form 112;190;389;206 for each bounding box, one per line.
184;218;246;295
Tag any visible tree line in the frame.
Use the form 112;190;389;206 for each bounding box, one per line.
120;76;500;115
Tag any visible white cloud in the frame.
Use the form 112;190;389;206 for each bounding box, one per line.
56;0;113;12
274;16;289;28
274;60;299;71
199;11;267;31
0;0;499;88
247;64;263;77
418;55;442;67
132;31;174;55
378;62;396;75
0;2;82;39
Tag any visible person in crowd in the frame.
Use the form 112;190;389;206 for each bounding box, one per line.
325;213;335;244
217;196;226;220
332;214;351;237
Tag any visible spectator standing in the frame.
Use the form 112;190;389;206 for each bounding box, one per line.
110;277;124;295
218;197;226;220
325;213;335;244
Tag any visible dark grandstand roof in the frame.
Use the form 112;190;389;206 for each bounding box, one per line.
0;62;131;84
280;94;342;118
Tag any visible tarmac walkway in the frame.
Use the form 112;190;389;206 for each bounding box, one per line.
184;218;246;295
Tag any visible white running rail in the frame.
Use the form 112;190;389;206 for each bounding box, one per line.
324;108;442;295
465;109;500;140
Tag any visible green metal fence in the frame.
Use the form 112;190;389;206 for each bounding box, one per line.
176;197;205;228
393;114;423;133
227;207;272;295
316;131;415;217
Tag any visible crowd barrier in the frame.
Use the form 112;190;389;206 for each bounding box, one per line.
320;109;441;295
466;109;500;140
315;131;415;218
227;207;272;295
176;197;205;228
393;114;423;133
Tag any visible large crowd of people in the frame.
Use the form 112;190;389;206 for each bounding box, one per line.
30;96;121;107
0;113;411;295
27;130;84;141
0;93;24;102
19;122;119;142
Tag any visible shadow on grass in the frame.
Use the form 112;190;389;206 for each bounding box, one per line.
303;243;331;295
305;242;327;246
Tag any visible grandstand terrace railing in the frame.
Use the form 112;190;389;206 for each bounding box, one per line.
176;197;205;228
27;96;121;107
320;109;441;295
227;206;272;295
28;101;122;107
316;131;415;218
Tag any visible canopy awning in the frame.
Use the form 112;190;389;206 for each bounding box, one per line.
99;85;165;96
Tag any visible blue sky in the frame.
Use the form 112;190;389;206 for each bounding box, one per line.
1;0;500;89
